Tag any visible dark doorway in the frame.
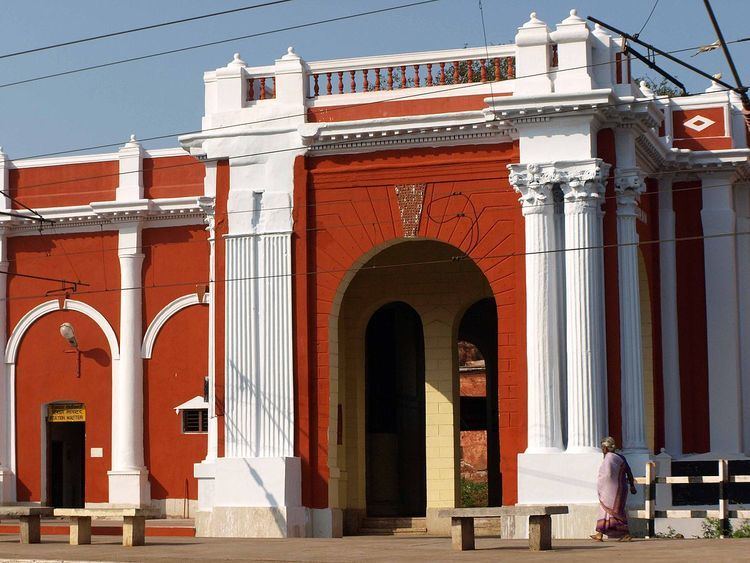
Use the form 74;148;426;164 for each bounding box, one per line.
458;298;501;506
47;421;85;508
365;302;426;517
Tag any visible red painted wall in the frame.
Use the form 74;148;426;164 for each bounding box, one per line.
9;161;118;209
143;156;204;200
598;128;622;443
308;93;511;123
295;143;526;507
638;178;664;451
142;225;209;501
672;181;710;453
10;231;120;503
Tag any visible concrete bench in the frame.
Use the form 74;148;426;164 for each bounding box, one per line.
53;507;160;546
0;506;54;543
438;505;569;551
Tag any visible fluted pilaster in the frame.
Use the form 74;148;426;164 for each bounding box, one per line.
615;168;648;453
508;163;564;452
560;160;610;452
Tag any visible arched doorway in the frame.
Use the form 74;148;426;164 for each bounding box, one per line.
365;302;425;517
328;239;496;534
457;298;500;507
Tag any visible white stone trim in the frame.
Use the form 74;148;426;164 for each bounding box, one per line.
141;293;209;359
174;396;209;413
5;299;119;364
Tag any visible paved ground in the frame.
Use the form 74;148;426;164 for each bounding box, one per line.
0;535;748;562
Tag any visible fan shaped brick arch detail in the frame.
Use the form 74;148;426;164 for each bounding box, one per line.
293;142;528;508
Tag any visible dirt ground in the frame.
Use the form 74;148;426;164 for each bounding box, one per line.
1;534;749;562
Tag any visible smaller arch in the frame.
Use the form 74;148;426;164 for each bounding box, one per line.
5;299;120;364
141;293;209;359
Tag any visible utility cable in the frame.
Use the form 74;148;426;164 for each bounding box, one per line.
0;0;294;60
9;34;749;162
635;0;660;38
7;80;744;195
0;0;440;90
1;228;747;305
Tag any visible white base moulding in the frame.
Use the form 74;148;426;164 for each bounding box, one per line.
194;456;314;538
518;451;604;504
107;469;151;506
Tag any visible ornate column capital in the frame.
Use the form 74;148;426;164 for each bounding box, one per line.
614;167;646;217
508;162;564;215
558;159;610;206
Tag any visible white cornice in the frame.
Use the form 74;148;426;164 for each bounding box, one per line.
299;110;515;154
10;147;188;169
0;196;213;234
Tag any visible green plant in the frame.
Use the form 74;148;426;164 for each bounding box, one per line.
460;478;488;508
701;517;732;538
732;520;750;538
655;525;681;539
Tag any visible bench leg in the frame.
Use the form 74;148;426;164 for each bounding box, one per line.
528;515;552;551
123;516;146;547
451;517;475;551
19;515;40;544
70;516;92;545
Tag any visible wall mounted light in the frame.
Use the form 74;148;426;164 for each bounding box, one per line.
59;322;78;348
60;323;81;377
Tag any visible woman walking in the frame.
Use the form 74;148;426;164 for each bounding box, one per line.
591;437;637;542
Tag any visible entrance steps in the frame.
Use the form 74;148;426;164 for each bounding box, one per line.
358;517;427;535
0;517;195;538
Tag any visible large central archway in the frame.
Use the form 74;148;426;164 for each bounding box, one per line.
327;239;497;534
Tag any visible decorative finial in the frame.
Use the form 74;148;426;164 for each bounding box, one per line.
570;9;577;16
228;52;247;67
530;11;536;18
287;46;294;55
129;134;137;143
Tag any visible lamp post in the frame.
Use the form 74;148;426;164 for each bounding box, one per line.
60;322;80;378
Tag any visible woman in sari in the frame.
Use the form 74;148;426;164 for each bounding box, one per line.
591;436;637;542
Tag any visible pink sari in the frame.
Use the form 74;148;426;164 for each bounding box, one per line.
596;452;630;538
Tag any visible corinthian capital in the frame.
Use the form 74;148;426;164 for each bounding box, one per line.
614;168;646;216
508;162;566;214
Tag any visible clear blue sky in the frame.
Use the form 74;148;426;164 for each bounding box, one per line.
1;0;748;159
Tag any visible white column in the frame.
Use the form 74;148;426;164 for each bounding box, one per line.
109;222;150;505
561;160;610;452
108;136;150;505
508;163;563;452
615;168;648;453
198;195;218;462
701;172;743;454
658;176;682;455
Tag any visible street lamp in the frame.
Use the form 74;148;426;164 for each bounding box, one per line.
60;323;80;377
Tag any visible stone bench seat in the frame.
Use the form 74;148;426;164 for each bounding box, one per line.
0;506;54;544
438;505;569;551
53;507;160;546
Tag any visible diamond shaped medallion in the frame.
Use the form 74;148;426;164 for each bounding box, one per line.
683;115;716;133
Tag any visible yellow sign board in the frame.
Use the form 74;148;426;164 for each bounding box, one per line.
47;403;86;423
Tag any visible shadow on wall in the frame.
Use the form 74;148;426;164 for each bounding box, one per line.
81;347;110;367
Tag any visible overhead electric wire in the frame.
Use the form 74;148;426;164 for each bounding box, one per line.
0;0;440;90
0;0;295;61
9;33;750;163
635;0;660;37
1;228;747;305
3;177;745;270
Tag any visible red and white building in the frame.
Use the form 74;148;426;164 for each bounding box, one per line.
0;9;748;538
